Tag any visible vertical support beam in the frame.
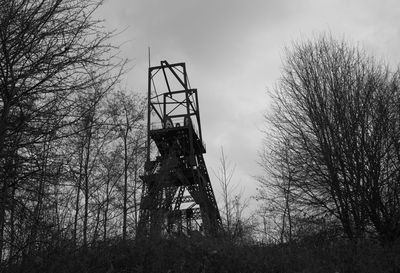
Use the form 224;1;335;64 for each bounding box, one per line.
185;86;195;166
194;90;203;142
163;93;167;125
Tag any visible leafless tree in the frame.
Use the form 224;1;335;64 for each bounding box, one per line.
213;147;255;240
0;0;125;264
106;90;146;240
261;34;400;242
257;138;295;244
98;146;123;241
213;147;236;232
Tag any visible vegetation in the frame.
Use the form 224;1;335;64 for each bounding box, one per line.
258;34;400;244
213;147;256;241
4;237;400;273
0;0;399;272
0;0;146;270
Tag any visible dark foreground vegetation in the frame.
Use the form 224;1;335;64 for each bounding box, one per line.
3;237;400;273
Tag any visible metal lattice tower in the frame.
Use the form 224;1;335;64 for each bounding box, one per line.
137;61;223;239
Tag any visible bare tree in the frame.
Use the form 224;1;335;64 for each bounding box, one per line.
257;138;295;244
0;0;124;263
213;147;255;240
98;146;123;241
262;34;400;242
213;147;236;233
106;90;145;240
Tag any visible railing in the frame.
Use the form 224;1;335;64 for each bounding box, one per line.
150;119;206;151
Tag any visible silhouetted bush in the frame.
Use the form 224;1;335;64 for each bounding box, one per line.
4;236;400;273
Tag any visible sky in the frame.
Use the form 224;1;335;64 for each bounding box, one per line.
97;0;400;207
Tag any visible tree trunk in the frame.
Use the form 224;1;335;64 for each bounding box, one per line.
0;103;10;262
122;135;128;240
103;178;110;242
27;141;49;256
133;167;138;233
83;128;93;249
8;183;16;266
0;180;8;262
73;142;85;245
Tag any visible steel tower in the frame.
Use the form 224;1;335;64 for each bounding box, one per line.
137;61;222;238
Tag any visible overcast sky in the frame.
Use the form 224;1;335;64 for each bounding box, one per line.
97;0;400;203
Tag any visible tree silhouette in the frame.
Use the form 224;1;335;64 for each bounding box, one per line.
0;0;126;265
261;34;400;242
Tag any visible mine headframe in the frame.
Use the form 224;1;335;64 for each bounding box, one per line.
137;61;223;239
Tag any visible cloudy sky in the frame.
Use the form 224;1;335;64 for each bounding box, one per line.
97;0;400;203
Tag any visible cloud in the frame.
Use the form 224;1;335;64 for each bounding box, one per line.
98;0;400;204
